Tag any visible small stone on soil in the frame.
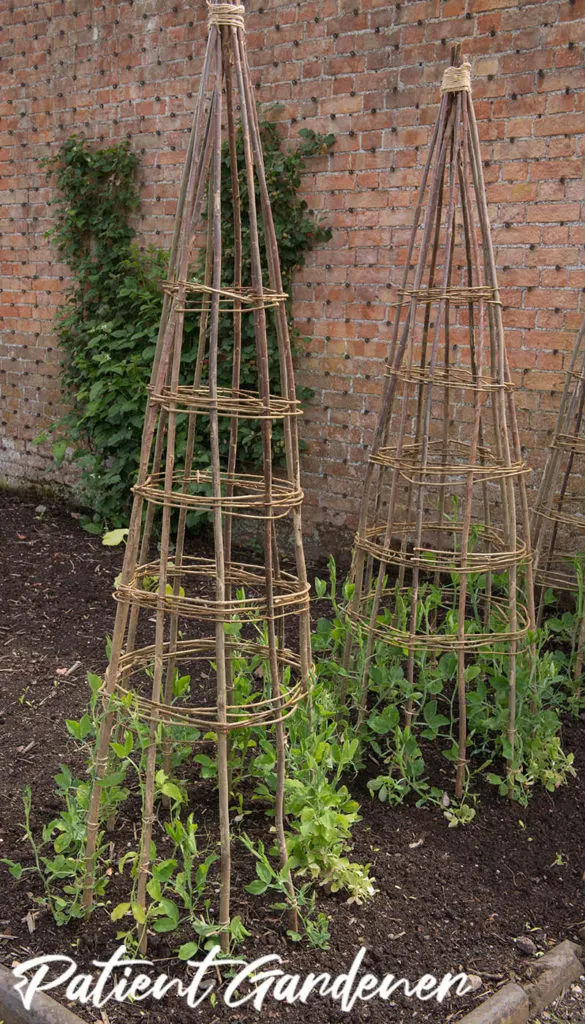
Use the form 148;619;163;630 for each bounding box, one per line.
514;935;537;955
465;974;482;992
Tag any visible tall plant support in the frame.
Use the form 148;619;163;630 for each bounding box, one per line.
81;0;311;951
532;316;585;691
345;48;535;800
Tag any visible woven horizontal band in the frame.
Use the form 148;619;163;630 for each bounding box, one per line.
354;520;530;575
163;280;287;312
107;638;303;731
115;556;310;623
133;468;303;520
398;284;500;305
149;385;302;420
348;584;531;652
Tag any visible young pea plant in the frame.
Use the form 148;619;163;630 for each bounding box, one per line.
316;553;578;820
113;787;220;951
1;782;104;926
177;914;251;961
313;557;361;709
4;662;207;931
241;834;330;949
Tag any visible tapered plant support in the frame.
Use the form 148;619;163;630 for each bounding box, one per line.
345;48;535;800
532;316;585;694
81;0;311;952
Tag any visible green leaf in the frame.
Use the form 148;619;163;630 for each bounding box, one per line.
102;528;129;546
256;862;273;884
78;713;93;737
83;521;105;535
502;739;514;761
178;941;199;961
194;754;217;779
131;902;147;924
161;782;183;803
154;859;177;883
368;706;399;734
1;859;23;880
111;902;131;921
158;898;179;924
87;673;102;694
486;773;503;786
111;730;133;758
52;440;68;465
245;879;268;895
152;916;179;933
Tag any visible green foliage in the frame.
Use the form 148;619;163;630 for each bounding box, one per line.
313;558;580;816
41;138;165;528
212;610;375;904
8;555;581;951
282;732;374;903
43;126;334;527
241;834;330;948
8;623;370;947
237;710;375;904
1;779;101;927
113;809;221;950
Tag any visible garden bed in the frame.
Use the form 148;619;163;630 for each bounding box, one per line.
0;490;584;1024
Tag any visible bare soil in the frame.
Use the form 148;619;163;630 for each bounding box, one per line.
0;491;584;1024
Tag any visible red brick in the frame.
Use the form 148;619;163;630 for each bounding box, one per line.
534;113;585;136
526;202;581;223
2;0;585;534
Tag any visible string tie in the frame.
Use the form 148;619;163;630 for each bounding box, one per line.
207;2;245;29
440;62;472;94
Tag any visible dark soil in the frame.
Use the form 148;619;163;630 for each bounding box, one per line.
0;491;584;1024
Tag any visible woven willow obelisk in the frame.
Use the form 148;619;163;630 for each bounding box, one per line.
346;48;535;799
81;0;311;950
532;317;585;690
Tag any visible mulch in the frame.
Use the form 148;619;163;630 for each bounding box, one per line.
0;490;584;1024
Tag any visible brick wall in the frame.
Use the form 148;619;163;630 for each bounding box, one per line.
1;0;585;542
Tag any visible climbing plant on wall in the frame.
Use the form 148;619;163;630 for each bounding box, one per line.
43;125;334;529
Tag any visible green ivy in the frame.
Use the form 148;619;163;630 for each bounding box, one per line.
43;125;334;528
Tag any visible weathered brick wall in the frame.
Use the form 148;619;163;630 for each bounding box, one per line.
1;0;585;542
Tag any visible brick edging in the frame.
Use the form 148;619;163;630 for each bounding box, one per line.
0;941;582;1024
0;965;85;1024
456;940;583;1024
